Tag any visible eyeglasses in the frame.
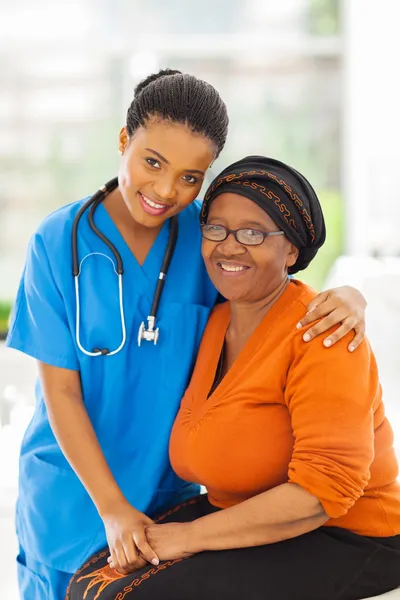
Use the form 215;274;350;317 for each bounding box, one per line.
201;224;285;246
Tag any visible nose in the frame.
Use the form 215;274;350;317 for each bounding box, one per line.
217;231;247;256
152;175;178;202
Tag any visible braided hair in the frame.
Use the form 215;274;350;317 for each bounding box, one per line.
126;69;228;158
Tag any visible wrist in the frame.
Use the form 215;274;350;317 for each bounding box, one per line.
97;491;129;518
185;519;205;554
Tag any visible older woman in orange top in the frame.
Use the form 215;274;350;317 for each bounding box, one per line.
68;156;400;600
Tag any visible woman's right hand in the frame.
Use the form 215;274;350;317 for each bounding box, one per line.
101;500;160;575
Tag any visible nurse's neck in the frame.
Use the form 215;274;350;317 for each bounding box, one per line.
104;188;163;266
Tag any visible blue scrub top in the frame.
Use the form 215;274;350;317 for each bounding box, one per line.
6;198;218;573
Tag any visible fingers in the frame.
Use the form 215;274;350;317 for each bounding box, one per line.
109;548;119;573
298;288;366;351
348;323;365;352
111;536;149;575
123;535;140;568
320;317;359;348
301;308;347;342
133;531;159;566
304;290;329;316
108;555;147;572
297;299;336;329
113;544;131;575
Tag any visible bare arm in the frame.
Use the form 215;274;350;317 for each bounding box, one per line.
144;483;327;560
38;362;159;573
188;483;327;552
38;362;125;514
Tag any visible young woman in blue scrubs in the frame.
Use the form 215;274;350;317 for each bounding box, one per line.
6;69;367;600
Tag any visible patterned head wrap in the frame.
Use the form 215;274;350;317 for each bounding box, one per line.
201;155;326;274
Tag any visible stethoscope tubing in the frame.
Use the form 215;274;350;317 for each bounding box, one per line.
72;177;120;277
75;271;127;357
149;215;178;318
72;177;178;355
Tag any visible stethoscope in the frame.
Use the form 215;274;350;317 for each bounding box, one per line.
72;177;178;356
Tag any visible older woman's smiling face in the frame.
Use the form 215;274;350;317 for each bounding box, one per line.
201;192;299;303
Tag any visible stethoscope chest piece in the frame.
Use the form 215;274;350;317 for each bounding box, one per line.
138;316;159;346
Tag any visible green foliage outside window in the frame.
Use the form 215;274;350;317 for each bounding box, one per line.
307;0;340;35
0;301;11;338
297;189;344;290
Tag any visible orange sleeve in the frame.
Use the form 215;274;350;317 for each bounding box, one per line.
286;330;379;519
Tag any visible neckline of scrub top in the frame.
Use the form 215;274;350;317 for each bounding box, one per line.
95;201;171;286
193;280;300;418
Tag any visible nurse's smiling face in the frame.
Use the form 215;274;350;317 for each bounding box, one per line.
201;192;299;303
117;119;216;228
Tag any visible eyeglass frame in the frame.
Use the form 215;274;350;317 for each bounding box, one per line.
200;224;285;247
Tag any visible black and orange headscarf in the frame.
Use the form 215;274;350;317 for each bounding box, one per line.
201;156;326;274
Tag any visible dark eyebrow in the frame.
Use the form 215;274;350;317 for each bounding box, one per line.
145;148;169;164
145;147;205;176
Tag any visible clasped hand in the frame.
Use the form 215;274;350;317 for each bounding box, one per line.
103;501;192;575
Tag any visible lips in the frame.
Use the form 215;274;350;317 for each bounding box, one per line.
139;192;172;216
215;260;251;277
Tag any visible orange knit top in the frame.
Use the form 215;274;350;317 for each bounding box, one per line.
170;280;400;537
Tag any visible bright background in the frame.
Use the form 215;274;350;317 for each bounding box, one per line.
0;1;399;597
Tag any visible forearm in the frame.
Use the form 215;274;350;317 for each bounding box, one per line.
44;385;126;516
188;483;328;553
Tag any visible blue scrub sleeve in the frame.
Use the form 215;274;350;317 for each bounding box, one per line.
6;232;79;370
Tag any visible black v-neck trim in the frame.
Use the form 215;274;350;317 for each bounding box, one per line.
207;342;226;398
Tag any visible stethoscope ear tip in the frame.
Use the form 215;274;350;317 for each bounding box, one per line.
92;348;110;355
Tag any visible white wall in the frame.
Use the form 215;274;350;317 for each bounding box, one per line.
342;0;400;257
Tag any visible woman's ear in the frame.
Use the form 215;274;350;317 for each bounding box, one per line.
286;244;299;269
118;126;129;155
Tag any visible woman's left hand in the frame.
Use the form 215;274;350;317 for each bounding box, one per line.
108;522;194;567
296;286;367;352
145;523;194;561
